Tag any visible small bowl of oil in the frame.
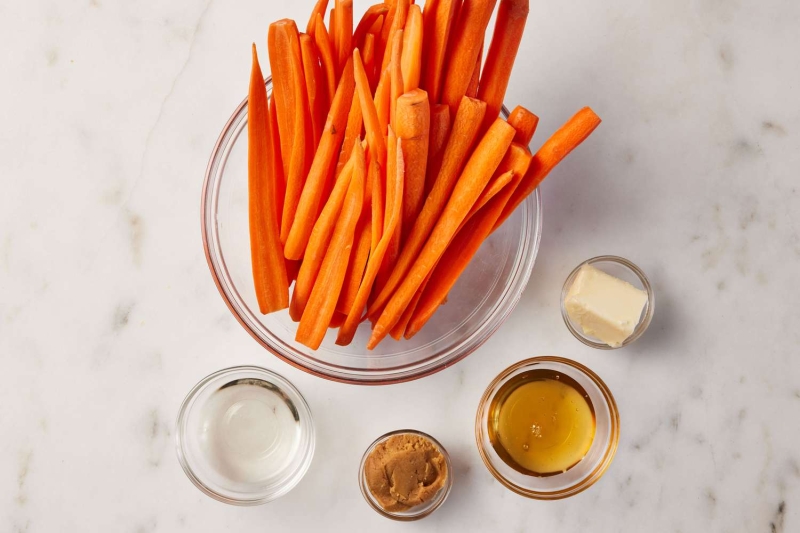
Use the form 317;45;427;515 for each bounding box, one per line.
175;366;315;505
475;357;619;499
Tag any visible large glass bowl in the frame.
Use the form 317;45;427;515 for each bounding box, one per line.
201;77;542;384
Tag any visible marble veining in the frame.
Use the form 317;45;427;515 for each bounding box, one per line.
1;0;799;531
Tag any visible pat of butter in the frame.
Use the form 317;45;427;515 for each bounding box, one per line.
565;265;647;347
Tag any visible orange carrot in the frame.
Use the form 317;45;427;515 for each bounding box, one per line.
248;44;289;314
306;0;330;35
380;0;410;73
373;67;391;135
369;153;384;254
507;105;539;146
284;57;355;260
299;34;326;147
465;42;483;98
401;271;433;339
297;143;365;350
389;285;421;339
478;0;529;131
337;214;372;314
353;49;387;166
420;0;458;104
425;103;450;195
354;4;390;48
367;96;486;318
334;80;363;179
330;7;337;55
314;15;337;104
497;107;602;228
268;20;308;244
389;30;404;130
463;169;513;225
362;33;376;86
374;127;401;295
401;5;423;92
394;88;430;240
440;0;498;116
289;150;356;321
330;311;347;328
286;258;301;285
334;0;354;77
336;136;404;346
368;118;515;348
269;94;285;225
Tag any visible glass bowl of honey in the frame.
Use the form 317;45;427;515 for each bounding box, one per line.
475;357;619;499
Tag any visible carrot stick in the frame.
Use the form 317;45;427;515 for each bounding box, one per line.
314;14;337;103
389;285;421;339
299;34;326;147
478;0;529;132
354;49;387;166
248;44;289;314
297;142;365;350
367;118;515;348
373;67;391;136
369;153;384;255
354;4;390;49
269;94;285;225
401;4;423;92
284;57;355;260
425;103;450;195
380;0;410;73
367;96;486;318
306;0;330;35
496;107;602;228
420;0;458;104
389;30;404;130
336;136;404;346
440;0;498;117
330;311;347;328
374;127;401;295
465;42;483;98
394;88;430;241
334;0;354;77
401;271;433;339
463;169;513;225
337;214;372;314
334;81;363;179
289;150;356;321
268;20;308;244
330;7;338;58
362;33;376;87
507;105;539;146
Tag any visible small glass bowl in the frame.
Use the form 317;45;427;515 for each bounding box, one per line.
175;366;315;505
475;357;620;500
561;255;655;349
358;430;453;521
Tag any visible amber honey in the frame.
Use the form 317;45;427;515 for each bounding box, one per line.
487;369;596;476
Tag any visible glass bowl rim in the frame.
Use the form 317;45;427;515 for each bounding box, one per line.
474;356;620;500
175;365;316;505
358;429;454;521
560;255;655;350
201;76;542;385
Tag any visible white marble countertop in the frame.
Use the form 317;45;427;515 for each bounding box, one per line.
2;0;799;531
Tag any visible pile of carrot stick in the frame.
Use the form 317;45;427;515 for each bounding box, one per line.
247;0;601;350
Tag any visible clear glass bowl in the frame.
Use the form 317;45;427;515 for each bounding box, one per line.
201;77;542;384
475;357;620;500
175;366;315;505
358;429;453;521
561;256;655;349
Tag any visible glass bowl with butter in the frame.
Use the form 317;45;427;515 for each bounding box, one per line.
475;357;620;499
561;256;654;349
358;430;453;521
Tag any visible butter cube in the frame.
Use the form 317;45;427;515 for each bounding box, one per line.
565;265;648;347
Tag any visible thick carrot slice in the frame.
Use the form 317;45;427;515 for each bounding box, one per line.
314;15;337;106
297;143;365;350
269;94;285;225
368;118;515;348
284;57;355;260
334;0;354;77
380;0;410;73
401;5;423;92
299;34;326;147
306;0;330;35
334;81;364;179
478;0;529;131
389;30;404;130
354;4;390;48
507;105;539;146
337;214;372;314
373;67;391;136
420;0;458;103
248;44;289;314
336;136;404;346
440;0;498;116
425;103;450;195
497;107;602;228
367;96;485;318
394;88;430;241
354;49;387;166
465;42;483;98
289;151;356;321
